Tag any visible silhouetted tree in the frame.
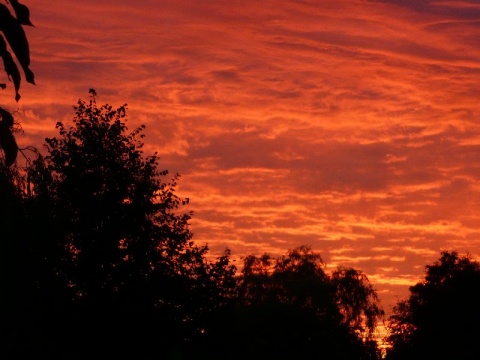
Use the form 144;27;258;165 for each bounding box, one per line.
332;266;384;340
204;246;383;359
2;90;236;359
386;251;480;360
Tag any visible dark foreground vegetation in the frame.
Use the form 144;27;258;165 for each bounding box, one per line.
1;93;480;359
386;250;480;359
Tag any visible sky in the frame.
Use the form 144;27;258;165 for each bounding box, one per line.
3;0;480;314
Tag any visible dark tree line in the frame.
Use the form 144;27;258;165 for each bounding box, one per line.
209;246;384;359
1;92;385;359
3;92;480;359
0;4;385;358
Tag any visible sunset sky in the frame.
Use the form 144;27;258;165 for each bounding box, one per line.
4;0;480;313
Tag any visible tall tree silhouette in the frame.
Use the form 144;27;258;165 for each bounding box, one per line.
2;90;236;359
386;251;480;360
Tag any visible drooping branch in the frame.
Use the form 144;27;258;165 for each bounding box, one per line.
0;0;34;167
0;2;35;89
0;35;21;101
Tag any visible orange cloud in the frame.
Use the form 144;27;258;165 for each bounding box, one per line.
11;0;480;314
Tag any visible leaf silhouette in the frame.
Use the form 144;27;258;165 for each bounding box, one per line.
0;107;17;166
0;35;21;101
0;106;14;126
0;3;34;85
9;0;34;26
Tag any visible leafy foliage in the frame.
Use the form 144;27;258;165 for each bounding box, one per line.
332;267;383;337
209;246;384;359
0;0;35;166
2;91;237;359
1;89;389;358
386;251;480;360
0;0;34;100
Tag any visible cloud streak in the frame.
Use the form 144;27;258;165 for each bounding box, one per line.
9;0;480;312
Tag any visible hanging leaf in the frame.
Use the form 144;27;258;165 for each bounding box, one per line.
0;3;34;85
0;1;34;166
9;0;34;27
0;35;21;101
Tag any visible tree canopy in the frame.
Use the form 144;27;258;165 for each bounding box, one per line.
1;89;389;360
204;246;384;360
1;91;237;359
386;251;480;360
